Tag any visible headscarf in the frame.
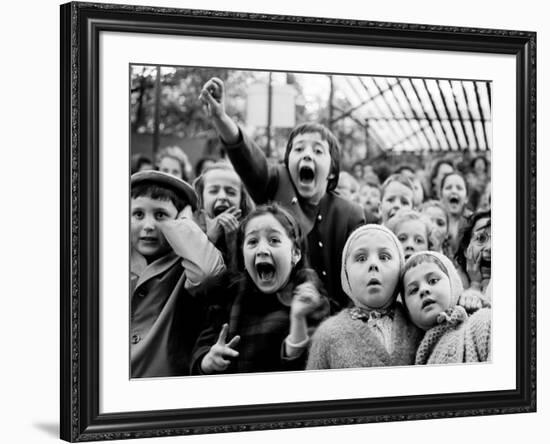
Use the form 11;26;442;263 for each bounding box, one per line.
401;250;464;309
340;224;405;301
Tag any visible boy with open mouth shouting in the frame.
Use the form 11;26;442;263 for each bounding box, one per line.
200;77;365;312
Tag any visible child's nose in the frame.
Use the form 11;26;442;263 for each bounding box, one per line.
142;215;155;230
255;239;270;254
367;261;379;272
419;284;430;297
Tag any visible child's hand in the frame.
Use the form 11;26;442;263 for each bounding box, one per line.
200;77;226;118
290;282;322;319
200;324;240;374
207;207;242;242
466;244;483;289
458;288;484;314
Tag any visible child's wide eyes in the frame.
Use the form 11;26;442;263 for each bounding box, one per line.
354;254;367;262
415;236;426;245
428;277;440;285
379;252;391;261
269;237;281;245
246;238;258;247
154;211;169;220
132;210;144;220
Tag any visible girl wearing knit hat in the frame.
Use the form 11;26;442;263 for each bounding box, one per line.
401;251;491;364
306;224;422;370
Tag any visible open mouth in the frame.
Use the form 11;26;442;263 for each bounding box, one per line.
449;196;460;205
256;262;276;281
213;203;230;217
140;236;157;242
298;165;315;184
480;257;491;269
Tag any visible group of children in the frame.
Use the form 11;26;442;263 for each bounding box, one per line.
129;77;492;378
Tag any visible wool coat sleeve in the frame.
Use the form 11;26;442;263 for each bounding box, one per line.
222;127;280;204
160;218;226;289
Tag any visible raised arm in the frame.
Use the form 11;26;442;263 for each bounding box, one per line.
200;77;240;144
160;211;225;290
200;77;279;204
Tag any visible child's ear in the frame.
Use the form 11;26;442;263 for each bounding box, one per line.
291;246;302;267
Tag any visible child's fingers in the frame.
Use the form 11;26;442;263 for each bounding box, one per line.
213;357;230;369
200;89;219;107
216;323;229;345
466;244;473;263
226;335;241;350
221;345;239;359
209;77;224;92
219;215;239;231
474;250;483;269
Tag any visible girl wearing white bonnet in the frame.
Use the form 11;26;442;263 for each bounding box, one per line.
401;251;491;364
307;224;422;370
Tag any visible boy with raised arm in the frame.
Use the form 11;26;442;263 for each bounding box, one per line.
200;78;365;312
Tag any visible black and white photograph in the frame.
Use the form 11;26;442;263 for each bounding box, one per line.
57;2;537;442
129;65;493;379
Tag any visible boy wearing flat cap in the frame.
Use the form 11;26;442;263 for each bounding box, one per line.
130;171;225;378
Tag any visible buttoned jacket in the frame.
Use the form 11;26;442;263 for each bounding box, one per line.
224;129;365;312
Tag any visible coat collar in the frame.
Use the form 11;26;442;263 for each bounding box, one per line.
133;251;180;291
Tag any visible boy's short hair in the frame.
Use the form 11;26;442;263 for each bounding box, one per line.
283;123;340;192
131;170;198;212
380;173;415;198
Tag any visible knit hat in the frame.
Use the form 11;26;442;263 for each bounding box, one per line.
401;250;464;309
340;224;405;300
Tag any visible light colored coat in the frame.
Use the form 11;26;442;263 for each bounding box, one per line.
306;303;421;370
130;218;225;378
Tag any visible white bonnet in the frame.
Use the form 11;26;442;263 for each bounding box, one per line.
340;224;405;299
401;250;464;308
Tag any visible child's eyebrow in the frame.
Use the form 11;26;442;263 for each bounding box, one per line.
245;228;284;237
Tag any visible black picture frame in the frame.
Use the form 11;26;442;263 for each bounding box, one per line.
60;2;536;442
